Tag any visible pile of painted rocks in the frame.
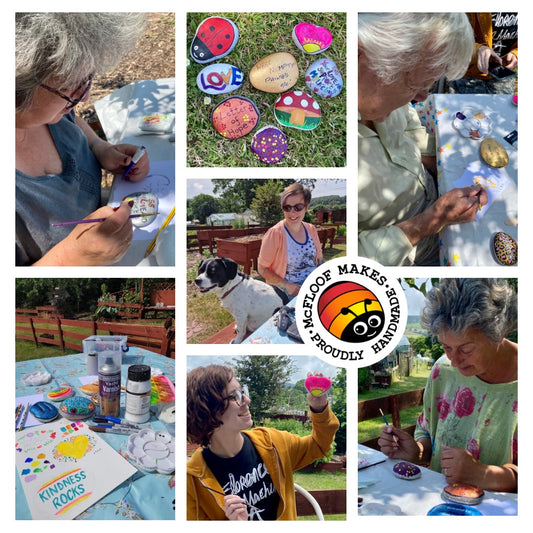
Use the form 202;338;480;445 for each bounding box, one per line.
190;16;344;164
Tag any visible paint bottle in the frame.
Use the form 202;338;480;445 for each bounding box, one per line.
86;351;98;375
98;353;121;417
125;365;151;424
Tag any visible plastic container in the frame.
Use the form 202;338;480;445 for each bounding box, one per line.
125;365;151;423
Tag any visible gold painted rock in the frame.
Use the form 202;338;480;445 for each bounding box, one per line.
480;138;509;167
249;52;299;93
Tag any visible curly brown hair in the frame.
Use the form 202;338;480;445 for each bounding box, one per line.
187;365;234;446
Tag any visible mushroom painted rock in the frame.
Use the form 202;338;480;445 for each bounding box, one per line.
190;16;239;64
249;52;299;93
305;57;343;98
196;63;244;95
211;96;260;139
274;90;321;130
250;125;288;164
292;22;332;54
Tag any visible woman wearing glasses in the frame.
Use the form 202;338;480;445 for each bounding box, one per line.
187;364;339;520
15;13;149;266
258;183;323;297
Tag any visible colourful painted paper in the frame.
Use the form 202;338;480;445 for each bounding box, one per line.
15;419;137;519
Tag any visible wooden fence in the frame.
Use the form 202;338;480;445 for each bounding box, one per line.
15;315;175;358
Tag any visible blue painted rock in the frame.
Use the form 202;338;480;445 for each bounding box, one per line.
29;401;59;422
251;126;288;164
249;52;299;93
190;17;239;64
59;396;96;421
196;63;244;95
274;91;321;130
211;96;260;139
292;22;332;54
305;57;343;98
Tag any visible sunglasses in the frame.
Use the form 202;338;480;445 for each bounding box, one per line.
282;203;306;213
225;385;249;406
40;75;93;110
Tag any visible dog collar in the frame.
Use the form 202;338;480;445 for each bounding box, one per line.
220;276;245;300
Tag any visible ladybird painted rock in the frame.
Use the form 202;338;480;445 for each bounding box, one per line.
190;16;239;64
292;22;332;54
251;126;288;164
304;375;331;396
196;63;244;95
305;57;343;98
393;461;421;480
249;52;299;93
59;396;95;421
274;90;321;131
211;96;260;139
492;231;517;265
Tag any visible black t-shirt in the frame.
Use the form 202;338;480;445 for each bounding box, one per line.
202;433;280;520
492;13;518;57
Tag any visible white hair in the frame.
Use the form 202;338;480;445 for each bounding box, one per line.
358;13;474;85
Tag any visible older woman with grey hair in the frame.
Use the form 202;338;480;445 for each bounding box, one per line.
378;278;517;493
358;13;488;266
16;13;150;265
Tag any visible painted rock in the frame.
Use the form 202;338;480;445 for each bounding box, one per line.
292;22;332;54
305;57;343;98
190;16;239;64
442;483;484;505
274;90;321;130
59;396;96;421
393;461;421;480
249;52;299;93
48;387;74;402
29;401;59;423
492;231;517;265
304;375;331;396
196;63;244;95
251;126;288;164
480;138;509;168
123;192;158;227
211;96;260;139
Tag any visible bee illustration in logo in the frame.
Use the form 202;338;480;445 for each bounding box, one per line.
318;281;385;342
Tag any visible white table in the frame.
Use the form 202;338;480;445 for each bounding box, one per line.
94;78;175;266
358;444;517;516
413;94;517;266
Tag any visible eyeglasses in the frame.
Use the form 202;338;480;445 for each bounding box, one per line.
282;203;306;213
225;385;249;406
40;75;93;110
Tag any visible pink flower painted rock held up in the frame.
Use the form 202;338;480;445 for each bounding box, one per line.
304;375;331;396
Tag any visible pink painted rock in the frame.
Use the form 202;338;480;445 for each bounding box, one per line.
292;22;332;54
305;375;331;396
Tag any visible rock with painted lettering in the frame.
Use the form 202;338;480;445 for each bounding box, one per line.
250;126;288;164
305;57;343;98
211;96;260;139
274;90;321;131
190;16;239;64
249;52;299;93
196;63;244;95
292;22;332;54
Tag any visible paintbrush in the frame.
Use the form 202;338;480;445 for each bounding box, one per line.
144;206;175;257
198;480;262;513
379;408;399;444
53;213;159;227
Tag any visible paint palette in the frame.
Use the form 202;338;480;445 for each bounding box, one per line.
22;371;51;386
127;429;175;474
452;108;492;140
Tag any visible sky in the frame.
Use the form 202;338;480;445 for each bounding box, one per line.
187;354;341;383
187;178;347;200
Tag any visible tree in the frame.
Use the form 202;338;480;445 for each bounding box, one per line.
232;356;295;422
188;194;221;223
249;180;284;226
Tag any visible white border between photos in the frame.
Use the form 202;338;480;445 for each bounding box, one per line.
6;0;532;530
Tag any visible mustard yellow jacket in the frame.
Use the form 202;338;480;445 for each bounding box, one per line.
186;405;339;520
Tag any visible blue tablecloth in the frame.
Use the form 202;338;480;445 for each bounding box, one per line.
15;348;175;520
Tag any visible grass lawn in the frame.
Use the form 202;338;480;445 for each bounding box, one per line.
358;364;431;443
16;339;77;362
293;470;346;521
187;12;346;167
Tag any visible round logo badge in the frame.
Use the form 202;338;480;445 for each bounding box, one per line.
296;257;408;368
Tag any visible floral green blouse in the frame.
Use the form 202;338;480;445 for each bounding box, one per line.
414;355;517;472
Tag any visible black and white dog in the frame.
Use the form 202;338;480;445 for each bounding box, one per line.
195;257;289;343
